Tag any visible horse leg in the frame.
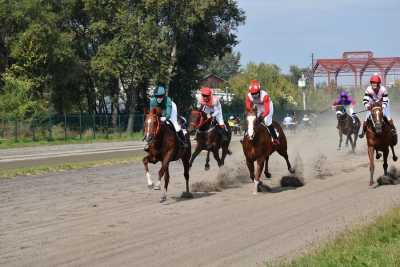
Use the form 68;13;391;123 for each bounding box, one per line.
347;134;354;153
181;157;193;199
391;145;398;161
161;166;170;203
205;150;211;170
143;156;153;189
345;134;349;147
277;149;295;173
253;159;265;195
353;132;358;151
221;145;228;166
246;159;255;182
189;145;202;169
383;148;389;176
212;147;222;167
264;156;272;178
338;131;342;150
368;146;375;186
158;153;173;201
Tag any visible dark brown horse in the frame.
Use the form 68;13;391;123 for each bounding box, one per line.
365;102;397;186
143;107;192;202
241;106;295;194
335;105;361;152
188;109;232;170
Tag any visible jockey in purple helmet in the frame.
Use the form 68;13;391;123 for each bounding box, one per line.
332;91;356;121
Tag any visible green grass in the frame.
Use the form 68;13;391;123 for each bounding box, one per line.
0;155;142;179
270;207;400;267
0;132;144;149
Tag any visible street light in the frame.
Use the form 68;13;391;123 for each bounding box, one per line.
298;74;306;111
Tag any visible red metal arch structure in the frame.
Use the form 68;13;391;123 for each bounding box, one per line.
312;51;400;88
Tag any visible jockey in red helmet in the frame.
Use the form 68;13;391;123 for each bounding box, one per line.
245;80;279;145
199;87;228;141
359;74;396;139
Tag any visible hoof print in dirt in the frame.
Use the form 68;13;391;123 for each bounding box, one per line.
280;176;304;188
181;192;194;199
257;182;271;193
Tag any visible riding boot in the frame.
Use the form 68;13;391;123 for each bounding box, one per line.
177;130;189;148
359;121;367;138
267;125;280;145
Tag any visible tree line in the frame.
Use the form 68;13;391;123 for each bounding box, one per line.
0;0;245;131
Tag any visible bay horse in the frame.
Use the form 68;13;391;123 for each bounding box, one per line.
365;101;397;186
188;109;232;170
335;105;361;152
143;107;192;202
241;106;295;194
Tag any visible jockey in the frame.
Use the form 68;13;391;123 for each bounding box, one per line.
198;87;228;141
146;85;188;151
245;79;279;145
359;74;396;138
332;91;356;126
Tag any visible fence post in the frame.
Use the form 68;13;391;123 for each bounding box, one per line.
118;114;122;138
48;115;52;141
32;118;36;142
14;119;18;142
105;114;109;139
79;113;82;140
64;113;67;141
92;113;96;139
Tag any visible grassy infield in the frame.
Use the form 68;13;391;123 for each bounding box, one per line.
1;135;399;267
272;208;400;267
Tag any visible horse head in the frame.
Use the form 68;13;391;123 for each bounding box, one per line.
144;107;162;143
188;108;209;133
335;105;346;121
246;105;259;140
370;101;384;134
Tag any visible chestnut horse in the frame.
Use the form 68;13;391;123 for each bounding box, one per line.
143;107;192;202
188;109;232;170
335;105;361;152
365;102;397;186
241;106;295;194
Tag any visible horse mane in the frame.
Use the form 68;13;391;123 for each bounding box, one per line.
150;107;162;116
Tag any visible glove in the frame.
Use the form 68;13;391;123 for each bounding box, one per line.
160;117;166;122
366;105;371;111
352;112;356;116
206;114;211;119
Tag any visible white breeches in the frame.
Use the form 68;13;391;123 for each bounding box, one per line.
170;102;181;132
258;100;274;126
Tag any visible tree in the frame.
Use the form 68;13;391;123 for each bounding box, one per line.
202;51;241;81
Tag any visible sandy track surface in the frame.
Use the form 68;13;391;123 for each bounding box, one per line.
1;113;400;267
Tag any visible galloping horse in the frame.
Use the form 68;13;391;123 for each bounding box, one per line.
365;102;397;186
335;105;361;152
143;107;192;202
188;108;232;170
241;106;295;194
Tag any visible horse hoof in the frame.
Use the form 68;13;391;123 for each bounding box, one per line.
147;184;153;189
394;156;398;162
160;196;167;203
265;172;272;179
252;191;258;195
205;165;210;171
153;185;161;190
181;192;194;199
369;181;374;186
289;168;295;174
337;147;341;151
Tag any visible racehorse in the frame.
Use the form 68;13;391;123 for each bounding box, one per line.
143;107;192;202
335;105;361;152
241;106;295;194
365;101;397;186
188;108;232;170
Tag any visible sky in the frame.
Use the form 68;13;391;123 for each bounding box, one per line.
235;0;400;73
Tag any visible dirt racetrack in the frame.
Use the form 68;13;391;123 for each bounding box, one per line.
1;112;400;267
